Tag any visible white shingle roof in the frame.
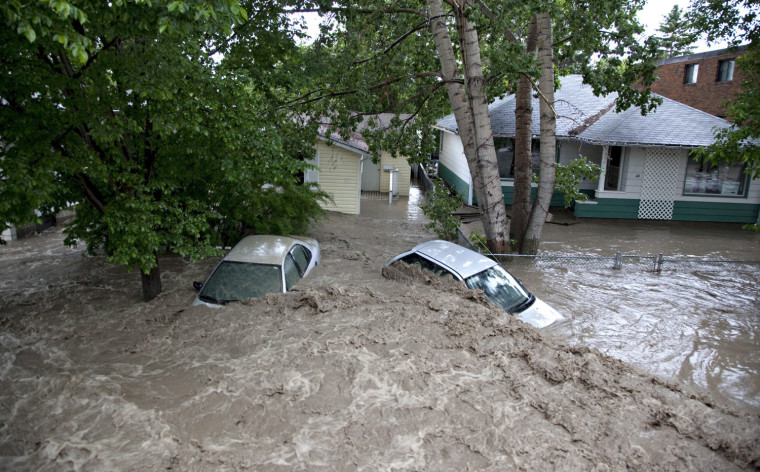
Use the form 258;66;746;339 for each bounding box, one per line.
434;74;730;148
574;96;730;148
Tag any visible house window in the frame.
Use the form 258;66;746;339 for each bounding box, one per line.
684;64;699;84
683;151;747;196
717;59;735;82
494;137;514;178
494;138;547;179
603;146;625;191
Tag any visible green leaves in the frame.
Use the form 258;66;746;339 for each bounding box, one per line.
689;0;760;188
420;181;462;241
554;156;601;207
1;0;329;298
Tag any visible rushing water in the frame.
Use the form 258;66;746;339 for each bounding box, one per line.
524;220;760;413
1;195;759;469
363;189;760;413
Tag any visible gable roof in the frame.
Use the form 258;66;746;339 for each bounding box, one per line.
434;74;731;148
573;97;730;148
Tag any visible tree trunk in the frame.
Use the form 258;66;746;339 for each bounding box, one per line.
510;17;538;251
141;257;162;301
428;0;509;253
522;12;556;255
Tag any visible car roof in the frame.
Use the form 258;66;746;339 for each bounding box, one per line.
412;240;497;279
224;235;310;265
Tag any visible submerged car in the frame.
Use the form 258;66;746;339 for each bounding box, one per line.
193;235;320;308
385;240;562;328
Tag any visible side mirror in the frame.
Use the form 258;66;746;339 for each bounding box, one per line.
193;281;203;291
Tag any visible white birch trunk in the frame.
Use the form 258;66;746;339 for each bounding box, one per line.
522;12;556;255
428;0;509;252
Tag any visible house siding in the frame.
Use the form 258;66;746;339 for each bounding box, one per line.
438;131;472;204
439;162;470;203
315;141;362;215
576;198;759;223
573;198;643;219
672;201;760;222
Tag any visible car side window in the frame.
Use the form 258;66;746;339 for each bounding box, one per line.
283;254;302;291
399;253;456;279
290;245;311;275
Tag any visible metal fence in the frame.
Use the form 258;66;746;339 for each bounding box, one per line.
417;163;435;193
456;228;760;272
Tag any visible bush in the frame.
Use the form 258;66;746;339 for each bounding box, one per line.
420;181;461;240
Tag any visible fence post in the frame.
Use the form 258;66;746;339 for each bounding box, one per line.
614;252;622;270
654;253;664;272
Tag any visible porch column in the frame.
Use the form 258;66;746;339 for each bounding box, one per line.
597;145;609;194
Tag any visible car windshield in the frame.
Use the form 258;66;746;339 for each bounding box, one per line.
198;261;282;304
464;265;532;313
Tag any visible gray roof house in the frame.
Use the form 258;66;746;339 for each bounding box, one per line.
433;75;759;223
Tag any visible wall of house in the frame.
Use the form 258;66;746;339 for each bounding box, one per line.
574;146;760;222
2;225;18;241
558;141;605;192
651;48;746;118
315;141;362;215
438;131;472;205
378;151;412;196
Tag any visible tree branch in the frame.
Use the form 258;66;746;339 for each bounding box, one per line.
284;7;427;17
474;0;518;43
274;72;449;110
354;19;430;65
74;36;121;79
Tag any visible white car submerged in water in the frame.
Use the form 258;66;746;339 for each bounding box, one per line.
385;240;562;328
193;235;320;308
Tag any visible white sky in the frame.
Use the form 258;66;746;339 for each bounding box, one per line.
637;0;719;52
298;1;725;53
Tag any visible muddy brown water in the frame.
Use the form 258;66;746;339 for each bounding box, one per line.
364;186;760;413
1;187;759;470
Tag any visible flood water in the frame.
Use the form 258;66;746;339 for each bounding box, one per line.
365;188;760;413
2;190;760;469
528;219;760;413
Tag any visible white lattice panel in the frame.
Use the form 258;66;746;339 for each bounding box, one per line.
638;148;680;220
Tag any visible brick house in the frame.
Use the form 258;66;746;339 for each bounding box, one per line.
651;46;747;118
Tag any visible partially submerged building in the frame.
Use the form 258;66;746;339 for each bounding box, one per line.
434;75;759;224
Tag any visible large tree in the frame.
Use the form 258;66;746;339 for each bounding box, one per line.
656;5;697;57
1;0;328;300
290;0;660;254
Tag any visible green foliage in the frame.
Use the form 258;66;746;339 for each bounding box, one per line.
420;182;461;241
0;0;329;297
468;231;489;253
689;0;760;181
554;156;601;207
656;6;697;58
